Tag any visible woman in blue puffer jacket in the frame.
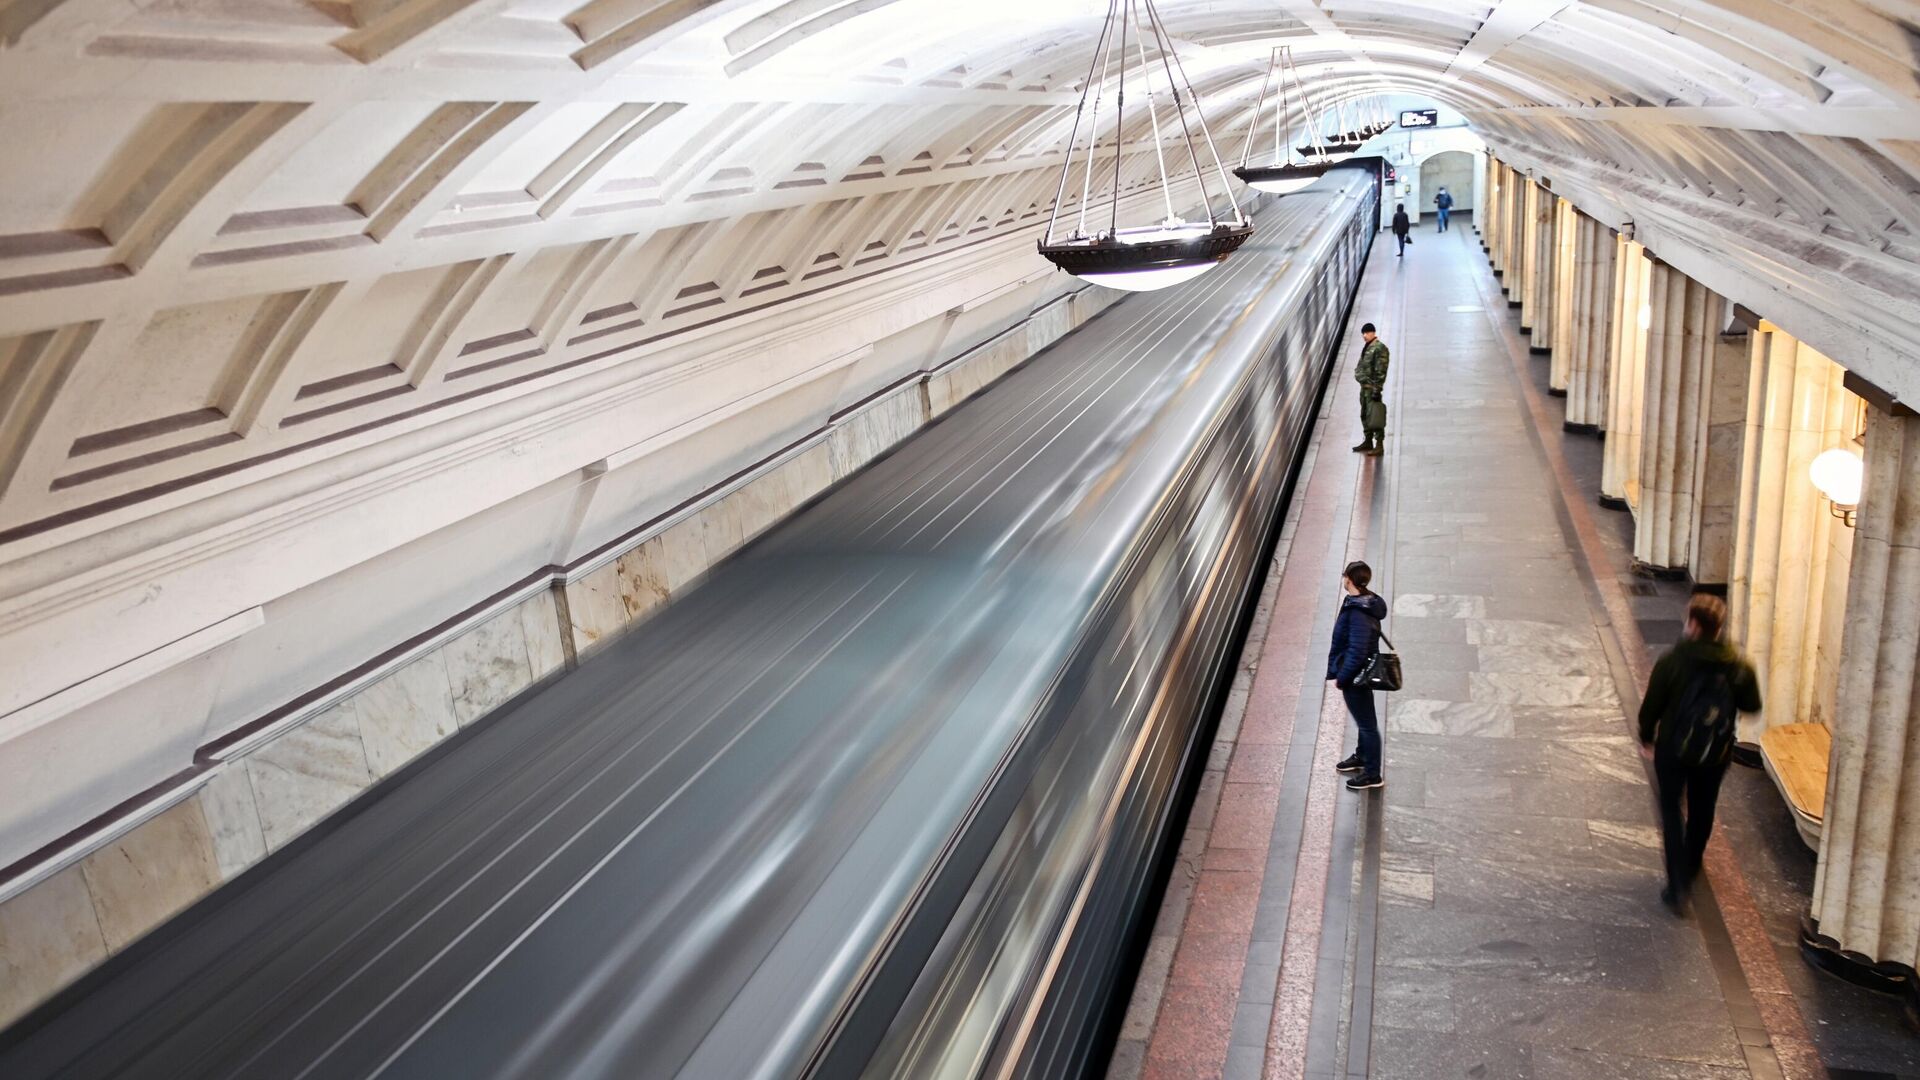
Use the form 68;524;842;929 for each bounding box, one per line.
1327;559;1388;790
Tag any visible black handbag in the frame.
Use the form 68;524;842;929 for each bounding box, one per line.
1358;624;1402;692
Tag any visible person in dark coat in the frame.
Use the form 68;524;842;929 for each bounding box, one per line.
1433;187;1454;232
1637;593;1762;915
1391;204;1411;255
1328;560;1388;790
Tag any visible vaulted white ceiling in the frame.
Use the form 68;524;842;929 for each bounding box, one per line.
2;0;1918;643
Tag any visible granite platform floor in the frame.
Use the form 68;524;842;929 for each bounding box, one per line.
1111;210;1919;1080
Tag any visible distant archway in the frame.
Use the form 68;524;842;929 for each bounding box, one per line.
1419;150;1476;215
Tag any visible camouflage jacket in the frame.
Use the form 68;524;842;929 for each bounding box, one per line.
1357;338;1390;388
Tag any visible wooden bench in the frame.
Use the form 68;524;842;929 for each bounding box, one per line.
1760;723;1830;851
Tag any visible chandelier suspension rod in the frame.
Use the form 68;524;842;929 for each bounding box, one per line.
1078;5;1119;239
1143;0;1239;224
1047;0;1118;244
1275;47;1289;166
1237;47;1274;169
1110;0;1129;236
1133;0;1177;223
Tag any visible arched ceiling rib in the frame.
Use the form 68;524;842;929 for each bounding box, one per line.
2;0;1919;580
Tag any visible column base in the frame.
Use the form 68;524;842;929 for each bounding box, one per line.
1547;387;1568;398
1598;494;1630;511
1492;268;1503;277
1529;345;1552;356
1630;559;1689;581
1800;916;1920;1031
1508;300;1523;310
1562;421;1600;435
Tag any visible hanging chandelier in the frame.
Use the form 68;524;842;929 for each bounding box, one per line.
1038;0;1252;292
1301;92;1364;162
1233;47;1331;195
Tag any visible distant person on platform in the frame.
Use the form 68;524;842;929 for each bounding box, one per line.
1434;187;1454;232
1391;204;1411;255
1354;323;1389;456
1329;560;1388;791
1637;593;1762;916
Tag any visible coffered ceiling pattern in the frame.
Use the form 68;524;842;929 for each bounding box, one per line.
1;0;1917;606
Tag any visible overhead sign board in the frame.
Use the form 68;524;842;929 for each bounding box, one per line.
1399;109;1439;128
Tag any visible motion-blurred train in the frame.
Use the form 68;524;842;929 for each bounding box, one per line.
0;166;1378;1079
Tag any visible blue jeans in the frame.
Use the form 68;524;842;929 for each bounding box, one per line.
1342;685;1381;776
1437;207;1450;231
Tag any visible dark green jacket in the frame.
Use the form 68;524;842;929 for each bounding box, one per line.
1357;339;1389;389
1637;637;1762;748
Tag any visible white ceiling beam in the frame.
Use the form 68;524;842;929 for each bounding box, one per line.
1444;0;1577;79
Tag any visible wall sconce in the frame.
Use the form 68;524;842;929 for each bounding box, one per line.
1810;447;1864;527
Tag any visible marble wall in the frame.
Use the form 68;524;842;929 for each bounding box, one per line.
1728;325;1858;739
0;278;1122;1029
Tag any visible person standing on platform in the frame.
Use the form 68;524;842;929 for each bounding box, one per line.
1329;560;1388;791
1353;323;1389;456
1391;204;1411;255
1637;593;1762;915
1434;186;1453;232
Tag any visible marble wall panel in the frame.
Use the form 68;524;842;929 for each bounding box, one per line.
730;472;793;542
783;443;838;504
519;588;568;679
245;701;374;851
614;536;672;622
442;614;535;728
654;516;712;594
356;652;460;772
564;561;629;656
77;799;221;952
196;762;267;880
0;866;108;1027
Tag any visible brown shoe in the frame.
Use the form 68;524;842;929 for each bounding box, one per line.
1363;444;1384;457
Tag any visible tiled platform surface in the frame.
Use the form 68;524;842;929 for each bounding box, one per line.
1111;213;1920;1080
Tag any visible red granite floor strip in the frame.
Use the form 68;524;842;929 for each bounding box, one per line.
1140;297;1377;1080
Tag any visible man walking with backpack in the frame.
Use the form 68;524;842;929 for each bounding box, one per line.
1637;594;1761;915
1433;186;1453;232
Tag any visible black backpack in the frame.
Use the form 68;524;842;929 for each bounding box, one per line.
1661;665;1740;767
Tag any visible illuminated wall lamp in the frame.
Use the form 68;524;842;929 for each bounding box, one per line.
1810;447;1864;527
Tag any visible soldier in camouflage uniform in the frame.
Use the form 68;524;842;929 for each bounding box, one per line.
1353;323;1390;456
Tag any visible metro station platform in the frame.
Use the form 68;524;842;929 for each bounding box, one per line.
1111;216;1920;1080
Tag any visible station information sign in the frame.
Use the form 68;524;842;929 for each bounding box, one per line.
1398;109;1439;128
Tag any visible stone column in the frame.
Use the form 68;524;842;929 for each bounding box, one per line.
1488;162;1509;275
1812;404;1920;983
1632;262;1720;573
1517;179;1540;317
1504;170;1526;302
1526;184;1556;350
1600;238;1650;509
1566;215;1615;431
1727;324;1857;740
1549;198;1577;391
1690;322;1754;584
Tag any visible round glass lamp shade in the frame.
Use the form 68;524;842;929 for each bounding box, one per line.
1810;447;1865;506
1233;161;1331;195
1039;222;1255;292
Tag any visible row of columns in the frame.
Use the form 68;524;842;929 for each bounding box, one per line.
1479;157;1916;989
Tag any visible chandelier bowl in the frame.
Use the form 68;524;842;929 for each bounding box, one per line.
1233;161;1331;195
1039;222;1255;291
